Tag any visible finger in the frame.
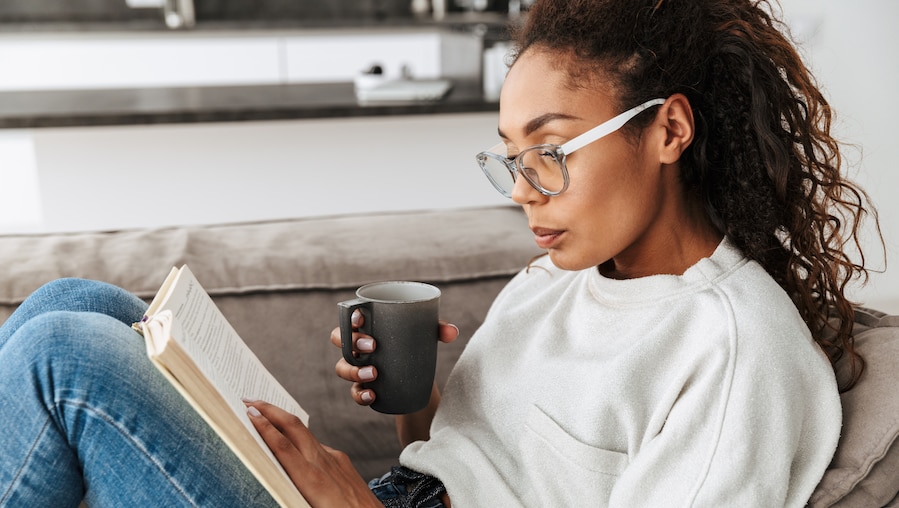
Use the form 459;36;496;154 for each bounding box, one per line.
351;309;364;328
353;384;376;406
246;400;319;459
329;329;375;353
329;309;363;342
330;309;364;348
329;326;341;348
335;358;378;383
334;359;377;405
245;401;302;463
439;320;460;343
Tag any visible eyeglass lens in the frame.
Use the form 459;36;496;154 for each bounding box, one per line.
518;147;565;193
478;146;566;197
479;155;517;196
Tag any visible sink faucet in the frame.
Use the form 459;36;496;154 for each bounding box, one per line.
124;0;195;29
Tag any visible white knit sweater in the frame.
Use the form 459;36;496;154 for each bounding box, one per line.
400;238;841;507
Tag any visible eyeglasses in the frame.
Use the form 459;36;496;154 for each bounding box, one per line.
475;98;666;197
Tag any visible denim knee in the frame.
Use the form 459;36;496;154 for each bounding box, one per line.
1;278;147;346
29;278;146;318
4;309;140;369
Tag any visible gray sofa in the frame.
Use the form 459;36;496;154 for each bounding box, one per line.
0;205;896;506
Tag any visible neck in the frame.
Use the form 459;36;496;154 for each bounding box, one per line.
601;192;723;280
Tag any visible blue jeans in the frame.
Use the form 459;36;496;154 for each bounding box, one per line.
0;279;276;506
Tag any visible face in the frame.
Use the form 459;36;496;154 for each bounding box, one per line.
498;48;676;275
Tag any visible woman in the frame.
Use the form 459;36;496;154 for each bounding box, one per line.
327;0;877;505
0;0;879;506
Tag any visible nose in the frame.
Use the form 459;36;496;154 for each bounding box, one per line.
510;171;547;205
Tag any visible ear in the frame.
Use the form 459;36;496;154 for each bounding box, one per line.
656;94;695;165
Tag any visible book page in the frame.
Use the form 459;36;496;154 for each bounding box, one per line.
144;266;309;501
161;268;306;423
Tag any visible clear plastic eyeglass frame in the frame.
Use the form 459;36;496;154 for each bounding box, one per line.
475;98;666;198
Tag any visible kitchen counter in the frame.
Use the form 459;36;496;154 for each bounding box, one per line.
0;80;497;129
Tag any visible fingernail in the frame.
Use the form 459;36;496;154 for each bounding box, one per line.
247;406;261;417
359;366;375;382
357;337;374;352
351;310;362;327
241;397;258;404
448;323;460;335
361;391;373;403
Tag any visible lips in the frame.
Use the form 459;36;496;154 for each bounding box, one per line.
531;227;564;249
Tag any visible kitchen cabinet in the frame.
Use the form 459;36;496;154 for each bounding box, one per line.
3;111;506;233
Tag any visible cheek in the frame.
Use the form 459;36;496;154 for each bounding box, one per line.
567;148;655;221
559;152;663;261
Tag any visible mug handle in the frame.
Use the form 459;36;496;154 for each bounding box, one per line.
338;298;371;367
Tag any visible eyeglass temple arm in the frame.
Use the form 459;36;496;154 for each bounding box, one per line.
560;98;666;154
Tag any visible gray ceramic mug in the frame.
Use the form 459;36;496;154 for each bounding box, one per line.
338;281;441;414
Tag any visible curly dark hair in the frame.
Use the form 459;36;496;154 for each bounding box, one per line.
513;0;882;390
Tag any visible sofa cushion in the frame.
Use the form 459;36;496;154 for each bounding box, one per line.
809;308;899;507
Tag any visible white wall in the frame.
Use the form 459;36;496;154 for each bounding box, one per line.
780;0;899;312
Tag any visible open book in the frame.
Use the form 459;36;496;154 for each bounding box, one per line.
134;265;310;507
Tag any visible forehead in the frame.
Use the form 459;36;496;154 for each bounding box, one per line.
498;49;616;136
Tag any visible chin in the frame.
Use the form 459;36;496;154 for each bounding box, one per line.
546;250;595;272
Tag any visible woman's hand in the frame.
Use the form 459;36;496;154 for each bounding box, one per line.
245;399;383;507
330;310;459;407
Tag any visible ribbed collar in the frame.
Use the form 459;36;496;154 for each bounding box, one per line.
586;236;748;307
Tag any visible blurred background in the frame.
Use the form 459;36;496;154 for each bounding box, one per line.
0;0;895;312
0;0;512;24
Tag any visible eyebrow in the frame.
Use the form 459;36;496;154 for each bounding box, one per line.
497;112;582;139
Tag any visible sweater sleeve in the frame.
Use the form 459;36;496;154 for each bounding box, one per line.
608;296;841;507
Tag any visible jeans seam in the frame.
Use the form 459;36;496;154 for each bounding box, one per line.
0;416;53;505
58;399;200;507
